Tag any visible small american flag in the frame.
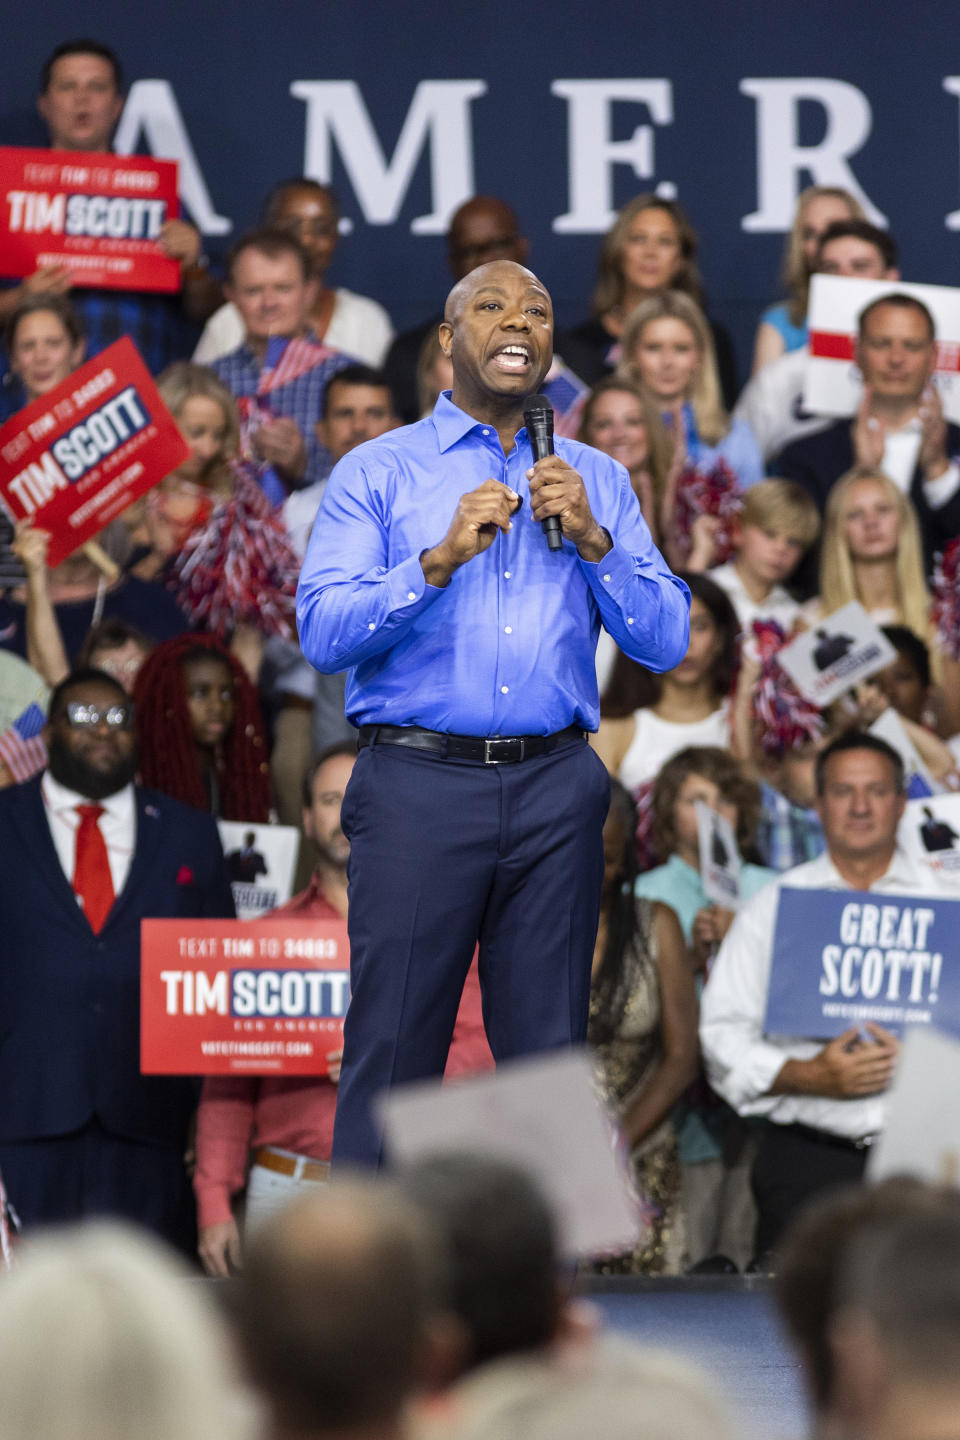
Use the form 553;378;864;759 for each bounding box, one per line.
544;358;590;439
0;702;47;783
260;334;339;395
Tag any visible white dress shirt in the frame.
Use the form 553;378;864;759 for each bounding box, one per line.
880;414;960;509
700;846;948;1139
40;772;136;903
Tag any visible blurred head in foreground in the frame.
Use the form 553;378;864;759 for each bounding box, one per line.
0;1220;249;1440
233;1178;441;1438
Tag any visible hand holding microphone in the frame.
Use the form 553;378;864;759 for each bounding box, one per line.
525;394;612;563
524;394;563;551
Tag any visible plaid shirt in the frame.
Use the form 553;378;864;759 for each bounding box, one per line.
212;337;354;488
70;289;199;375
757;781;826;872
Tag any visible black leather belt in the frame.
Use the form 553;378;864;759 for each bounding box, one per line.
787;1122;876;1153
358;723;586;764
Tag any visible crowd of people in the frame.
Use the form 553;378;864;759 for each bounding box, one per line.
0;35;959;1303
2;1160;959;1440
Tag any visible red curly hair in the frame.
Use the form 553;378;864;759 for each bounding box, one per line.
133;634;272;821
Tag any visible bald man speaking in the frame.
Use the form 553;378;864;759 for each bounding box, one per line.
297;261;689;1164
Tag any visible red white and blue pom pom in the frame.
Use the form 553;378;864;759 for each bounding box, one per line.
750;618;825;758
670;457;744;567
166;462;300;640
932;538;960;661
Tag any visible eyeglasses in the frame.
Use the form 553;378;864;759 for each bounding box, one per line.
65;702;134;730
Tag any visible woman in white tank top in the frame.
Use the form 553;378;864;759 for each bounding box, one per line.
591;573;738;792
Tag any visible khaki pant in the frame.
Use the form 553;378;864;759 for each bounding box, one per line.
681;1122;759;1271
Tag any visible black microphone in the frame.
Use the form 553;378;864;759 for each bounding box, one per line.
523;394;563;552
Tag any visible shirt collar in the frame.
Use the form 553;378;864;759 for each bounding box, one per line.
430;391;530;456
41;770;136;825
817;844;929;891
888;414;923;437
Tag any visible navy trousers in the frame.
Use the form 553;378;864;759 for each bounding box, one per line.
332;736;610;1166
0;1119;197;1255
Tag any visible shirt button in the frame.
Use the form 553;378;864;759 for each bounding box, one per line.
504;571;511;579
368;622;376;630
482;429;490;436
603;573;612;582
504;626;512;634
501;685;509;694
407;591;416;600
627;617;634;625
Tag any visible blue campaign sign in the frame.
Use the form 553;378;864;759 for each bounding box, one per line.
764;887;960;1040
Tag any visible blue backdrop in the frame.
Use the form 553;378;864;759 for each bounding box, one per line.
3;1;960;384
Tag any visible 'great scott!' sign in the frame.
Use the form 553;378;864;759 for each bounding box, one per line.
765;888;959;1040
0;147;180;292
141;917;351;1076
0;337;189;565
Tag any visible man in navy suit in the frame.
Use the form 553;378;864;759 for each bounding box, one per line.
0;668;233;1250
775;293;960;596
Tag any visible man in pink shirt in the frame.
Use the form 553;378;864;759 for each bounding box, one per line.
194;740;492;1274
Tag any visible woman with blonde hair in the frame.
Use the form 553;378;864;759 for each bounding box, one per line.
0;1221;253;1440
817;467;930;640
565;193;737;404
577;375;674;544
817;468;958;781
619;291;763;494
751;185;864;374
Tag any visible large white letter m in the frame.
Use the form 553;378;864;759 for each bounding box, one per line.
290;79;486;234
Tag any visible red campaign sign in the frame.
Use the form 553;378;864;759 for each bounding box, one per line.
141;917;351;1077
0;336;190;566
0;147;180;293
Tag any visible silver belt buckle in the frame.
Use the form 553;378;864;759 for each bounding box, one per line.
483;737;524;763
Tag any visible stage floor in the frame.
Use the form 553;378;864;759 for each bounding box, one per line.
583;1279;809;1439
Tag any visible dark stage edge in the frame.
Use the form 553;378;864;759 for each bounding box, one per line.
576;1275;810;1439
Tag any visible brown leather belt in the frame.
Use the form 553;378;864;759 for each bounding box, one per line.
252;1147;330;1182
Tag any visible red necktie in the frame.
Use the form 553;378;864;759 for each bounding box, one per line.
73;804;114;933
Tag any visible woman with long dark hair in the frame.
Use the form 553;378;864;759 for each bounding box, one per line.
589;779;698;1273
592;573;740;792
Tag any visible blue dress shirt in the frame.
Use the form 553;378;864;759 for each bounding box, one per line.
297;392;690;735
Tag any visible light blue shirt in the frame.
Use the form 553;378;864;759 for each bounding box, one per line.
297;393;690;734
678;403;765;490
634;853;777;942
761;301;808;355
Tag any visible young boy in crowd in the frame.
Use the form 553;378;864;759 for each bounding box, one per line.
709;479;820;633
